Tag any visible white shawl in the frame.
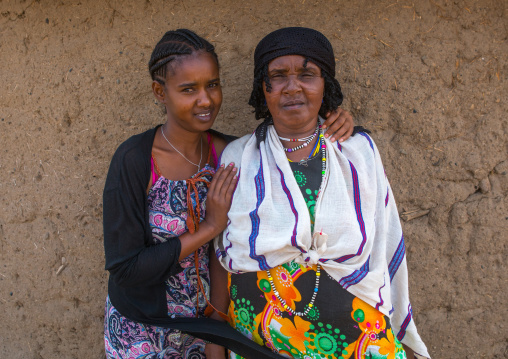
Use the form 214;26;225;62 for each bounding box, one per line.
215;125;430;358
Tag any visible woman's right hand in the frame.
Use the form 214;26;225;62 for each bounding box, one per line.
178;163;237;260
202;163;238;237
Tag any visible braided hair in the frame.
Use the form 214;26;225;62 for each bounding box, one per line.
148;29;219;85
249;58;343;147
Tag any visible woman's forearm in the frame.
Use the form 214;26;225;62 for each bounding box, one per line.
178;221;222;261
209;242;230;319
402;344;415;358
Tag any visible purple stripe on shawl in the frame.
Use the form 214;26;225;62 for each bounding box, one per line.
276;165;306;253
397;304;413;341
388;235;406;282
385;188;389;207
359;132;374;151
336;141;342;152
223;240;233;258
375;278;386;310
248;154;269;270
223;233;234;269
332;161;367;263
224;225;233;255
339;255;370;289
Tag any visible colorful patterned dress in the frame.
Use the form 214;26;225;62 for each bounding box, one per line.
104;154;215;359
228;143;407;359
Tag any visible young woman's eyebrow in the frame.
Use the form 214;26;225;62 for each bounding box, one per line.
178;82;197;88
178;78;220;87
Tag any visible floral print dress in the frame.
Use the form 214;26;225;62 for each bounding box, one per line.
104;154;215;359
228;143;407;359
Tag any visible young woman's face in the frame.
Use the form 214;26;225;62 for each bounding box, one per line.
263;55;324;135
159;51;222;133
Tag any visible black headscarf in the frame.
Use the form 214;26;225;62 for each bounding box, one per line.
253;27;336;78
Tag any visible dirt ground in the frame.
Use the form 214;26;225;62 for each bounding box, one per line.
0;0;506;358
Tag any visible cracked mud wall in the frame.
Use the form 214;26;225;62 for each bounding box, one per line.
0;0;506;358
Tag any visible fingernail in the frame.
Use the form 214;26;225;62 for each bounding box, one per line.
339;138;344;143
324;133;329;138
233;175;238;180
232;167;237;172
220;163;225;168
321;125;327;129
229;162;234;166
330;137;335;142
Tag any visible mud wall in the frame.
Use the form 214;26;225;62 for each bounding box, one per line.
0;0;506;358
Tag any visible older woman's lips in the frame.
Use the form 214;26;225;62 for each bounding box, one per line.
282;100;304;109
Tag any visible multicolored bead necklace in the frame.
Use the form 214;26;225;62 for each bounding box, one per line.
318;128;327;181
286;125;327;191
278;129;318;143
279;124;319;153
266;263;321;317
291;135;321;166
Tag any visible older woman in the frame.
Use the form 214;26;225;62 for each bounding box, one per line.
215;28;430;359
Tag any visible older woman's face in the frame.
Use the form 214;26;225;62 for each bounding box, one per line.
264;55;324;134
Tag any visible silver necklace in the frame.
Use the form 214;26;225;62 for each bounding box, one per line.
161;126;202;172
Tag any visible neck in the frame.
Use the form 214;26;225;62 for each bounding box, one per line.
273;121;318;141
162;121;203;153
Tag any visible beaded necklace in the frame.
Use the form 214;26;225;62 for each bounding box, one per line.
288;136;321;167
266;126;327;318
278;132;316;142
280;124;319;153
266;263;321;317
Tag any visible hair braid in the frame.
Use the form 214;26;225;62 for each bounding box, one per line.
320;71;343;118
248;64;270;121
148;29;219;84
178;29;203;49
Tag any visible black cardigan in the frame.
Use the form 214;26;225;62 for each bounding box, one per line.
104;125;180;321
103;126;283;358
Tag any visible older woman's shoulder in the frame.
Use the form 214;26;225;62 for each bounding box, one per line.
219;133;253;165
339;129;380;162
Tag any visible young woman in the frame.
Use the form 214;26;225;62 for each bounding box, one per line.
102;29;355;359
